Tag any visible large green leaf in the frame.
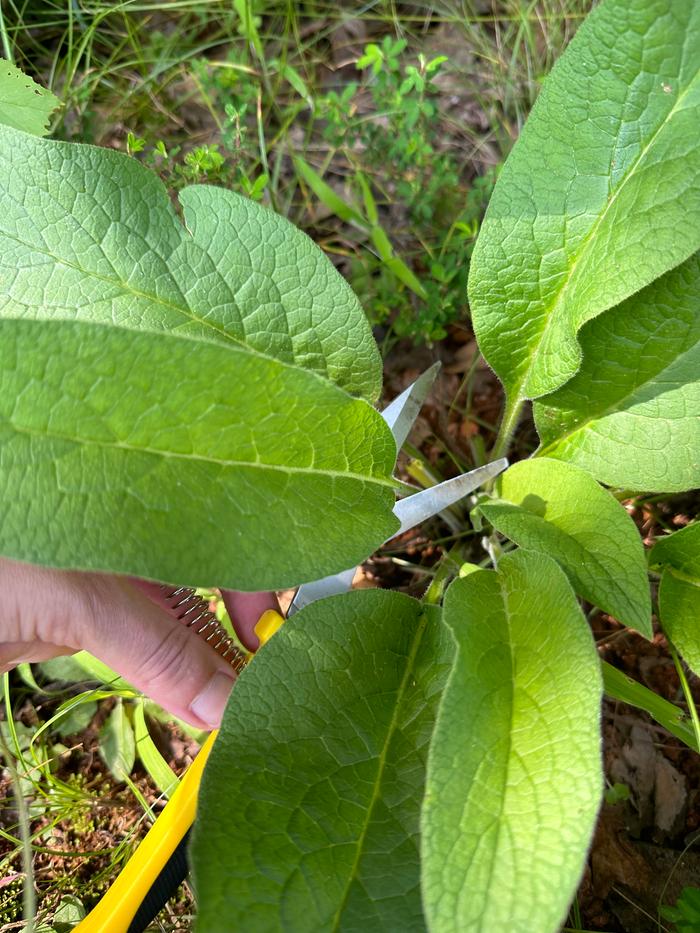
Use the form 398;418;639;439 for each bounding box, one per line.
650;521;700;579
651;523;700;673
192;590;452;932
422;550;603;933
479;458;652;636
0;318;397;590
0;59;60;136
469;0;700;403
535;253;700;493
0;126;381;402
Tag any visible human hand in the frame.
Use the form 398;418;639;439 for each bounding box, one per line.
0;557;279;730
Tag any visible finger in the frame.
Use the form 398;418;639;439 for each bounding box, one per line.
221;590;281;652
130;579;247;670
0;557;83;669
0;559;237;728
0;642;74;674
76;575;238;730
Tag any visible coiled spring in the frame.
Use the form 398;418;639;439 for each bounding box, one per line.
159;585;249;675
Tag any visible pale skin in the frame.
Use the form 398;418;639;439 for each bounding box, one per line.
0;557;279;730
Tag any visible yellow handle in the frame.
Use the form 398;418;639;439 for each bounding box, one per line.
254;609;285;644
74;610;284;932
74;730;217;932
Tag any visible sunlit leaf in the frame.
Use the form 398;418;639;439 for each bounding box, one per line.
422;550;603;933
470;0;700;402
535;253;700;493
479;458;652;635
0;59;60;136
0;318;397;590
193;590;452;932
0;126;382;402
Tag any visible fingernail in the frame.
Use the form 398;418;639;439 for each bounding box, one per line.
190;670;236;729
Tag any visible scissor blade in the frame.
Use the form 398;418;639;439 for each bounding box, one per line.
288;458;508;616
393;458;508;536
287;568;356;615
289;367;438;617
381;362;440;452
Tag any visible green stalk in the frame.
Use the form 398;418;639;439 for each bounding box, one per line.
491;393;524;461
423;545;463;606
1;676;35;930
256;88;274;211
0;3;13;63
669;644;700;752
602;661;698;751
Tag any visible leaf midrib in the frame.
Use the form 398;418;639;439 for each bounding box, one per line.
513;62;700;402
3;420;397;488
0;225;277;365
329;610;430;931
537;334;700;455
476;578;517;920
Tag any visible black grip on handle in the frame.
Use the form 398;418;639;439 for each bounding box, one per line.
127;831;189;933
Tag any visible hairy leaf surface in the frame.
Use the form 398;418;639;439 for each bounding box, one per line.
479;459;651;636
469;0;700;402
535;254;700;492
0;319;397;590
192;591;452;932
422;551;603;933
651;523;700;672
0;60;60;136
0;126;381;401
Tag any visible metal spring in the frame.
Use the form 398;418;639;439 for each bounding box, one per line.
159;585;249;675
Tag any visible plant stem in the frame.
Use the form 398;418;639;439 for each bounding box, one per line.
491;394;524;461
423;545;463;605
256;89;275;211
0;4;13;63
669;644;700;752
0;676;35;930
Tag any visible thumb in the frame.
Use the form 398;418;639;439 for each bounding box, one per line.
78;575;238;730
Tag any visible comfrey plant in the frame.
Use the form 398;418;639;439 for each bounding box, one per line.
0;0;699;929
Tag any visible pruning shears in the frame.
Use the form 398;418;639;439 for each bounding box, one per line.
75;365;507;933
